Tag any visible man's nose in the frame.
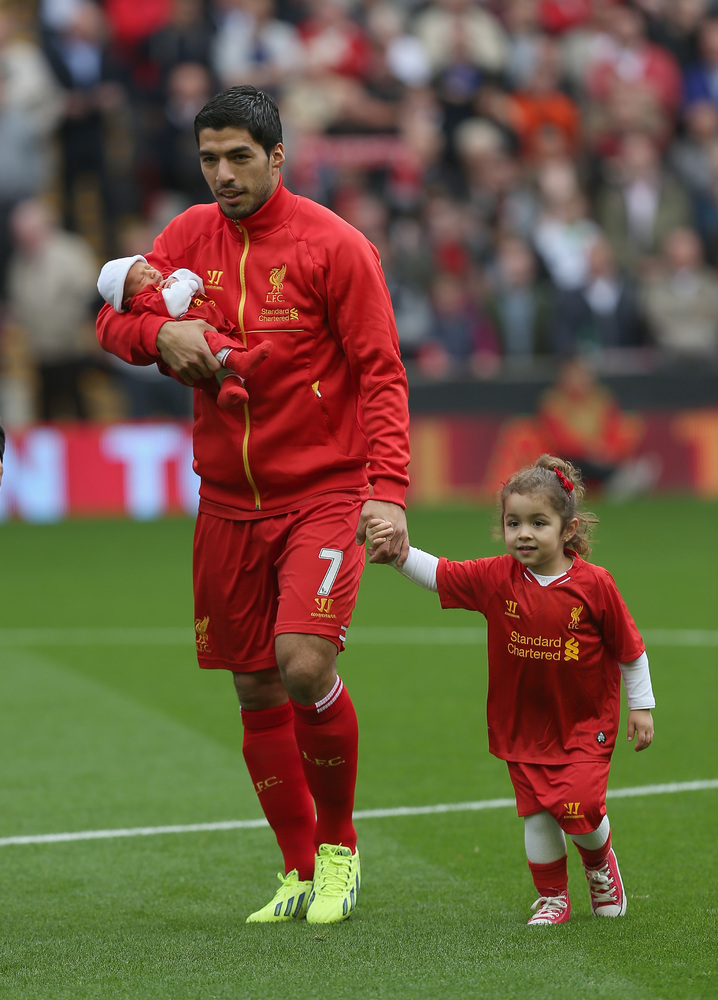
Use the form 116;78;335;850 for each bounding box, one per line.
216;158;235;184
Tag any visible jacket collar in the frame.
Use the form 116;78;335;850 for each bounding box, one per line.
219;175;296;240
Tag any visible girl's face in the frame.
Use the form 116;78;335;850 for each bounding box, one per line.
502;491;578;577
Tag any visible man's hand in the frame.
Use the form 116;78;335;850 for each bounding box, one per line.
627;709;654;752
356;500;409;566
156;320;221;384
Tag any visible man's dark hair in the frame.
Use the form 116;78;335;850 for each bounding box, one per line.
194;86;283;155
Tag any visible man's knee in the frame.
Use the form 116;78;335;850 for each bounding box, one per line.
275;633;338;705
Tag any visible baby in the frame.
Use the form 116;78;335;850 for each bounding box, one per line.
98;255;271;410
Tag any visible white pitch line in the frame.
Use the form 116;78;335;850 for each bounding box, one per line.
1;626;718;646
1;779;715;849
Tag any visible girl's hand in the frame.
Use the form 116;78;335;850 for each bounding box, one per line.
365;517;394;549
627;709;654;751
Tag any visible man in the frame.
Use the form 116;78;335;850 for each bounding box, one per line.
0;421;4;488
96;86;410;924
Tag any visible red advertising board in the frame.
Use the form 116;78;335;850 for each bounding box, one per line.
1;411;717;521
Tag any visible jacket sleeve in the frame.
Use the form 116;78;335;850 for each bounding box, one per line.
324;231;410;507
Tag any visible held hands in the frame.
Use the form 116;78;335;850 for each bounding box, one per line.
357;503;408;565
627;709;654;752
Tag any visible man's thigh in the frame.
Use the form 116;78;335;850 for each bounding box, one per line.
192;497;365;672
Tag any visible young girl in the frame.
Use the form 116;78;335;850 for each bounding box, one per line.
366;454;655;926
97;255;272;410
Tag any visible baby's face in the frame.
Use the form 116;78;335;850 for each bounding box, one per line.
123;260;163;303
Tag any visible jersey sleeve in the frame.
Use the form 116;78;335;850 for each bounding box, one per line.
436;555;510;615
594;567;645;663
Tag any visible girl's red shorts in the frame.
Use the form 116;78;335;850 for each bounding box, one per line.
507;759;612;834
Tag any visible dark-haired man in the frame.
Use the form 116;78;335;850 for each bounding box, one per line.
97;86;410;924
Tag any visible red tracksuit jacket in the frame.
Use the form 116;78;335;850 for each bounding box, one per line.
97;177;410;516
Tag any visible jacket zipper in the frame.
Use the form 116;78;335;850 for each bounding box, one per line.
235;221;261;510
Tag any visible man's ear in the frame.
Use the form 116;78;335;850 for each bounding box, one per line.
271;143;285;170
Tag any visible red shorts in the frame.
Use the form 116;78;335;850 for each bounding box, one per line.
192;494;365;672
506;760;611;834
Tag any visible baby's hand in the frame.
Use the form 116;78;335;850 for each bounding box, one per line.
158;276;177;289
366;517;394;549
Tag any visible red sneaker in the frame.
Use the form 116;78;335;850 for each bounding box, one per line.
584;848;627;917
527;891;571;926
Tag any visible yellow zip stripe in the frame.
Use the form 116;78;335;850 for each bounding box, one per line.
236;223;261;510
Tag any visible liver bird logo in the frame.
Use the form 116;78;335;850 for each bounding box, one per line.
269;264;287;291
195;615;211;651
570;605;583;627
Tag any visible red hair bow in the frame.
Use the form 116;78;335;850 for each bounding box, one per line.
554;468;574;494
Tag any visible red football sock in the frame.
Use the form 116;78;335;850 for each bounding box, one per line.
574;830;612;869
291;677;358;852
240;702;317;880
528;855;569;896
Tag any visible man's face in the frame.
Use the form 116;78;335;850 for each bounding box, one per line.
197;127;285;220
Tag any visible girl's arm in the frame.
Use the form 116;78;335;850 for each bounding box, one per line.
366;519;438;591
619;652;655;751
396;546;439;592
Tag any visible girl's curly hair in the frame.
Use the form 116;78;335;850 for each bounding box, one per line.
495;454;598;557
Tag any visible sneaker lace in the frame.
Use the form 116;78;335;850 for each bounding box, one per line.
531;894;568;918
588;865;618;904
271;871;296;899
314;849;352;895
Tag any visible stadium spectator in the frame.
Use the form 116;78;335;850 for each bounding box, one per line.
594;131;693;276
366;452;655;925
536;356;656;495
42;0;128;250
584;4;682;121
418;266;500;379
669;98;718;260
531;160;603;291
210;0;304;96
639;225;718;362
682;15;718;108
141;0;215;96
550;236;647;358
0;9;62;300
485;234;553;362
486;34;582;164
96;85;411;925
644;0;706;69
143;61;217;206
0;419;4;487
413;0;508;162
7;198;101;421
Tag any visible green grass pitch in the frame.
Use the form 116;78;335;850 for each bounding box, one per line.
0;497;716;999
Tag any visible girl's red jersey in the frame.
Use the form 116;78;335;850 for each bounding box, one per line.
437;553;645;764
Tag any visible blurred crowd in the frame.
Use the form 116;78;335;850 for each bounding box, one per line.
3;0;718;423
